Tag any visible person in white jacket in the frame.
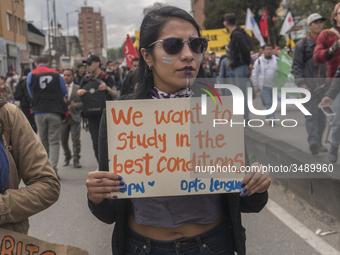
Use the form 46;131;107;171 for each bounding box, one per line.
252;42;278;120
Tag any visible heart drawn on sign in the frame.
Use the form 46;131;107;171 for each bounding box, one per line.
148;181;155;187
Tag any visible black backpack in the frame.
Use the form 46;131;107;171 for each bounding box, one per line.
81;73;109;118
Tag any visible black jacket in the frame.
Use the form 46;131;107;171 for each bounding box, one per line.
291;35;327;91
229;27;251;69
120;69;139;97
88;105;268;255
326;64;340;99
14;77;31;108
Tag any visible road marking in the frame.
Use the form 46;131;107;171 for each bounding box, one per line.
266;199;340;255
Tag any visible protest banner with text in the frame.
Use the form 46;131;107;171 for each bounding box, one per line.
0;228;89;255
107;95;244;198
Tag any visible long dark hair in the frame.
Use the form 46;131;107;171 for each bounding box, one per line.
121;5;205;100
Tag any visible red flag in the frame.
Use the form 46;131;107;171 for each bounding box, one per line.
123;34;139;68
260;9;269;38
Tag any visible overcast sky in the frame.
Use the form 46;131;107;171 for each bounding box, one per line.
25;0;191;48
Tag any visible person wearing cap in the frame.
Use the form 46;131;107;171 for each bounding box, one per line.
315;3;340;163
291;13;327;155
14;67;37;133
77;55;116;164
26;56;67;179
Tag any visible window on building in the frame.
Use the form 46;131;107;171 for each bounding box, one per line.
7;13;12;31
87;21;92;24
96;21;100;24
79;17;83;20
17;18;21;35
97;35;101;38
86;16;91;19
79;35;83;38
79;31;83;33
79;26;83;29
14;16;17;33
97;48;101;53
87;26;92;29
96;25;100;29
87;35;92;38
88;30;92;33
21;20;25;35
88;44;93;47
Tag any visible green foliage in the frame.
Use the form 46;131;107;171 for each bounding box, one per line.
288;0;338;29
204;0;285;45
204;0;281;28
107;48;124;61
107;36;137;62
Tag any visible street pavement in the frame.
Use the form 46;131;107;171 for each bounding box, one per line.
247;95;340;168
25;103;340;255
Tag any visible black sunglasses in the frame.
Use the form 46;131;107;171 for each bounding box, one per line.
147;37;209;55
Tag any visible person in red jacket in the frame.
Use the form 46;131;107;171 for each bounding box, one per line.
314;2;340;163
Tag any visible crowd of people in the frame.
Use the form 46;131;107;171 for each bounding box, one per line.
0;54;139;179
208;8;340;163
1;2;340;255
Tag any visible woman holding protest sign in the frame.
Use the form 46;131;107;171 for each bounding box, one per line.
0;96;60;234
86;5;270;255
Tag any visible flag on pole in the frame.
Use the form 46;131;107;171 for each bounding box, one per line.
286;33;295;49
245;8;265;46
280;11;294;36
260;9;269;38
123;34;139;68
133;31;140;50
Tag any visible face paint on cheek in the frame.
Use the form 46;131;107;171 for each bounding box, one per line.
162;57;172;64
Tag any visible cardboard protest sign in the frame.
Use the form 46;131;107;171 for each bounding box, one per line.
0;228;89;255
107;96;245;198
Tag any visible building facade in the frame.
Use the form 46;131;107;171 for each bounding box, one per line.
191;0;206;30
0;0;27;75
78;6;106;60
27;23;45;70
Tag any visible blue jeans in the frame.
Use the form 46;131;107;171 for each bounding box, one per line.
330;93;340;147
124;218;235;255
260;87;275;119
230;65;249;120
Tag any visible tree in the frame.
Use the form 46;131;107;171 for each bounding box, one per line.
204;0;283;45
106;36;137;62
287;0;338;29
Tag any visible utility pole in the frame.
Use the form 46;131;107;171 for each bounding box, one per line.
47;0;51;63
53;0;58;69
66;10;78;57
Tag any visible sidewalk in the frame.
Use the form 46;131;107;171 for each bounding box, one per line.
245;95;340;221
